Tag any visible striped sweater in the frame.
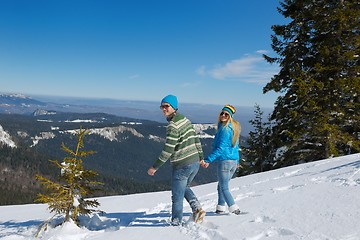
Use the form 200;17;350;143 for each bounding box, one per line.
152;113;204;169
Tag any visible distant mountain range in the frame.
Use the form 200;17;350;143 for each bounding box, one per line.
0;93;273;136
0;93;45;110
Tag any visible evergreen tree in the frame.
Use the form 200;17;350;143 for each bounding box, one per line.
242;104;273;174
263;0;359;166
35;127;103;232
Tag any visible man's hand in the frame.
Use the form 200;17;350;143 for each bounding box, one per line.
200;160;209;168
147;167;157;176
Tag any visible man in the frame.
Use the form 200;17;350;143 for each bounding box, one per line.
147;94;206;226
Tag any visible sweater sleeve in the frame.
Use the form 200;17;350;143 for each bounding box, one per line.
195;134;204;160
152;124;179;170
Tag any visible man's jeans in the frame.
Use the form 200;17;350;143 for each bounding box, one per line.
217;160;237;207
171;161;201;224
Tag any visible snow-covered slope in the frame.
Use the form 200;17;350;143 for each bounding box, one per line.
0;153;359;240
0;125;16;148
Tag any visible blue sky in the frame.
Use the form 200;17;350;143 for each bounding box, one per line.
0;0;285;108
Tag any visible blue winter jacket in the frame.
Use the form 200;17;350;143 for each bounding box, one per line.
205;122;240;164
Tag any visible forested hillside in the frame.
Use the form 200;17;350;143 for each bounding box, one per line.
0;112;225;205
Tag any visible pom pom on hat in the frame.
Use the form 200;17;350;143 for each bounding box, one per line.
161;94;178;110
222;104;236;117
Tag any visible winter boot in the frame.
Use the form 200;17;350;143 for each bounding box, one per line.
215;205;227;214
170;218;183;226
193;208;206;223
229;204;241;215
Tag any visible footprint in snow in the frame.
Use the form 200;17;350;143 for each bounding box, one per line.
272;184;304;193
251;215;275;223
273;168;303;180
180;220;227;240
243;227;294;240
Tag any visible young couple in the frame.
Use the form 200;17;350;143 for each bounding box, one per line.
147;94;241;226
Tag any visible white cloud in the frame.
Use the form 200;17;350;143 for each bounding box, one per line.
197;51;279;84
180;81;200;88
128;74;140;80
256;49;268;54
196;65;206;76
209;56;262;80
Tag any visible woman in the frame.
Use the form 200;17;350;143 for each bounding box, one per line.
148;94;206;225
201;104;241;215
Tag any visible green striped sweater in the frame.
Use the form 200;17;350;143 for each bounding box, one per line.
152;113;204;169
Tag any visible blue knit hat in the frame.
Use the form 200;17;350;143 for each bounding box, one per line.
161;94;178;110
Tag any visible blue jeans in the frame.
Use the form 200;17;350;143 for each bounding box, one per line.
217;160;237;207
171;161;201;224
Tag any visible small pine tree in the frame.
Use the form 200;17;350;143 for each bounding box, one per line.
35;127;103;233
242;104;274;174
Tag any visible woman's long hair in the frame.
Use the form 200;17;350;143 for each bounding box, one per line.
217;114;241;147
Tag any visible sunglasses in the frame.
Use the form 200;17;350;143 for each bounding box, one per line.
160;104;171;110
220;112;229;117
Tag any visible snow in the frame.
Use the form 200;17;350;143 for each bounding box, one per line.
193;124;216;139
64;119;98;123
0;125;16;148
30;132;56;147
1;153;359;240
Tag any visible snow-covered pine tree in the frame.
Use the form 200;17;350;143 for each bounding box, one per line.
242;104;273;174
35;127;103;230
263;0;359;166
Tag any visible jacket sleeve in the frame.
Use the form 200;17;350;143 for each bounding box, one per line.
205;127;230;163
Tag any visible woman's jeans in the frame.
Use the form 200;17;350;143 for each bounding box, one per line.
217;160;237;207
171;161;201;224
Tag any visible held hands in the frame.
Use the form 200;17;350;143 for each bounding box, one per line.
200;160;209;168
